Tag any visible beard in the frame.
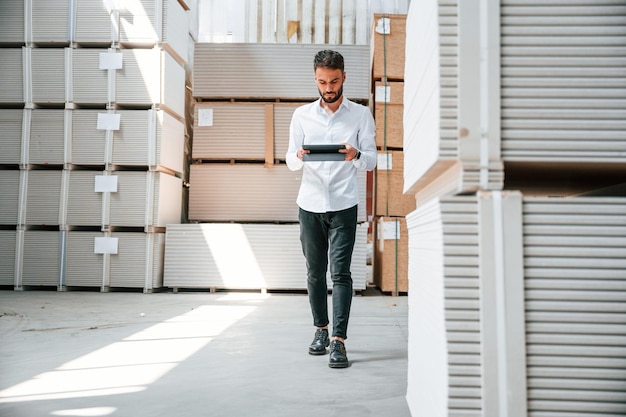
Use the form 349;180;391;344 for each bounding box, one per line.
319;85;343;104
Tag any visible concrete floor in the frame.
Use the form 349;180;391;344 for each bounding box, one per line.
0;288;410;417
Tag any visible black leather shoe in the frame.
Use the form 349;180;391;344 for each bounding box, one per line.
328;340;350;368
308;329;329;355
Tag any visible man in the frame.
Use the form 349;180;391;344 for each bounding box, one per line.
286;49;377;368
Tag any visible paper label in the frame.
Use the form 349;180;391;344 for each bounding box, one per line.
96;113;121;131
94;237;119;254
375;17;391;35
382;221;400;240
198;108;214;126
375;86;391;103
377;153;393;170
99;52;123;70
94;175;118;192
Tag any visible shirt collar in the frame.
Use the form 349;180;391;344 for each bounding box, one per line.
316;97;351;114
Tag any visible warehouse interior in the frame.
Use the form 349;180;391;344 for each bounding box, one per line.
1;1;625;417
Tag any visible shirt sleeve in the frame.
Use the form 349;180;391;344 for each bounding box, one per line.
352;108;377;171
286;109;304;171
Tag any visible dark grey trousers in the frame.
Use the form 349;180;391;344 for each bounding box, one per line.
298;205;357;340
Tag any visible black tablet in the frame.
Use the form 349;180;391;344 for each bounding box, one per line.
302;144;346;161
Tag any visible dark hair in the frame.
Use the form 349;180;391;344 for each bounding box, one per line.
313;50;344;72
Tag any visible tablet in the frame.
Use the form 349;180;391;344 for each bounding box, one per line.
302;144;346;161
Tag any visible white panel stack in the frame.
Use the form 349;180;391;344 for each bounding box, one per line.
501;2;626;165
20;230;62;287
0;110;23;164
164;223;368;291
116;48;185;118
65;231;105;287
70;48;109;104
24;170;63;226
75;0;190;60
108;232;165;290
31;0;71;44
111;110;185;172
188;164;366;223
0;1;25;45
0;49;24;103
0;171;21;225
28;109;65;165
64;231;166;292
405;192;626;416
523;196;626;417
68;109;107;165
193;43;371;101
108;171;182;228
0;0;190;292
30;48;66;103
0;231;17;286
192;102;299;162
65;170;104;227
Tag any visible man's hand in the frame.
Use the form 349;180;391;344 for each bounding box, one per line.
340;144;359;161
297;148;310;160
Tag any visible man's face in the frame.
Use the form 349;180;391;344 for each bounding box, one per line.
315;67;345;104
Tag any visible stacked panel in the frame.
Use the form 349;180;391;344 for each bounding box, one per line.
370;14;414;294
164;223;368;291
403;1;626;412
0;0;191;292
405;193;626;417
177;42;372;291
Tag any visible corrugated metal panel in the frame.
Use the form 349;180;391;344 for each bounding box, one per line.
30;48;65;104
406;195;482;417
69;110;107;165
74;0;113;44
523;196;626;417
0;230;17;286
0;109;23;164
109;171;181;227
501;2;626;163
118;0;158;44
403;0;459;193
32;0;70;44
0;0;25;44
65;170;103;227
21;230;60;286
71;48;109;104
193;43;370;101
192;103;267;160
28;109;64;165
163;222;368;290
189;163;367;222
65;231;104;287
109;232;164;289
111;109;184;171
0;170;20;225
25;170;62;226
0;49;24;103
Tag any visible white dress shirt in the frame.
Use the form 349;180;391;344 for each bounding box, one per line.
286;98;377;213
